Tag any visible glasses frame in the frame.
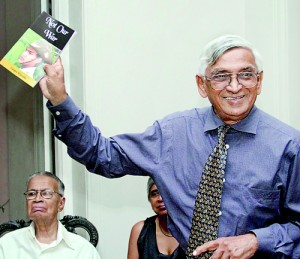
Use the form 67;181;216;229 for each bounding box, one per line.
24;189;63;200
204;71;261;90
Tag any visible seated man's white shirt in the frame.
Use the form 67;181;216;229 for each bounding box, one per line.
0;221;101;259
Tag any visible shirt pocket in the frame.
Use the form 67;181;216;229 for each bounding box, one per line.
243;187;281;225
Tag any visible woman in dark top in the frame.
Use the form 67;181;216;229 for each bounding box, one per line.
127;178;186;259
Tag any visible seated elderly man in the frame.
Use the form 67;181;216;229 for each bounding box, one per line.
0;171;101;259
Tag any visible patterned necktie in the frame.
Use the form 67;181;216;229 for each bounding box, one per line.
186;125;230;258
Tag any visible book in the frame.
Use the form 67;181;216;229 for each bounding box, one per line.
0;12;75;87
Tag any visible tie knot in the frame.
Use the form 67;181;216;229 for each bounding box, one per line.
218;124;230;133
218;125;230;139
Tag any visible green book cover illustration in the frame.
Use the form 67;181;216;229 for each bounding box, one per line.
0;12;76;87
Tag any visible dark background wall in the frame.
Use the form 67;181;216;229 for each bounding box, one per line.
0;0;46;222
0;0;9;222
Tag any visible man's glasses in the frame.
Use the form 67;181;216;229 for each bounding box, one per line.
205;71;260;90
24;189;62;200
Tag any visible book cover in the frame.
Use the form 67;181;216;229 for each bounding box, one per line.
0;12;76;87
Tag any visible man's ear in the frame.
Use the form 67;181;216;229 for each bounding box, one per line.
58;197;65;212
196;75;208;98
256;71;263;95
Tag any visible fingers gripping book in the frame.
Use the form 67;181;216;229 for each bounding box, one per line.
0;12;75;87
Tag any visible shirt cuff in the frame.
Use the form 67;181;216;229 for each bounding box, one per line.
250;228;274;254
47;95;80;122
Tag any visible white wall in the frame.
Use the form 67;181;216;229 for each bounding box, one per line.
50;0;300;258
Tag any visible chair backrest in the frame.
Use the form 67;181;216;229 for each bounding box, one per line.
0;215;99;247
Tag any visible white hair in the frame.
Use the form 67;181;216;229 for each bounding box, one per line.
198;35;263;75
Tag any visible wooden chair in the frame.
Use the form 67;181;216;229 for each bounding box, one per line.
0;215;99;247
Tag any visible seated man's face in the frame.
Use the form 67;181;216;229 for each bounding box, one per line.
18;46;41;66
26;176;65;223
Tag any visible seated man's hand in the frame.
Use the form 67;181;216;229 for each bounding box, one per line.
192;233;258;259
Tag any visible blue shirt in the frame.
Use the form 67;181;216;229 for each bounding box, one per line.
49;96;300;258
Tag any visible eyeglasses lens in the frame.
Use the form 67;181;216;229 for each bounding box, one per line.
210;72;258;90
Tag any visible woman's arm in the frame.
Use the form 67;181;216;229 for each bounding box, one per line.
127;221;144;259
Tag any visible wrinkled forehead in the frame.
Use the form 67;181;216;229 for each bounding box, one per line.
27;176;57;190
206;48;257;74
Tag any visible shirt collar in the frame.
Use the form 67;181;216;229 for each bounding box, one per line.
59;221;76;249
29;220;75;250
29;221;35;238
204;105;260;134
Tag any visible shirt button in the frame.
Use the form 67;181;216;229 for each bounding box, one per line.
218;211;222;216
55;111;61;116
223;178;226;183
225;144;229;149
58;135;62;138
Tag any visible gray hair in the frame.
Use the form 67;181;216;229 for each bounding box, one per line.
198;35;263;75
147;177;155;201
26;171;65;195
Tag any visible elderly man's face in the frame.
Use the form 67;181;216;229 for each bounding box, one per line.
196;48;263;125
26;176;65;223
18;46;41;66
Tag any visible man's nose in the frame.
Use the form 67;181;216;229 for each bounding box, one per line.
226;75;242;92
34;192;43;201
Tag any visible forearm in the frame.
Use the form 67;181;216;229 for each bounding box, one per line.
47;96;140;177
